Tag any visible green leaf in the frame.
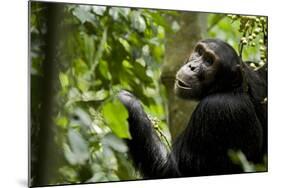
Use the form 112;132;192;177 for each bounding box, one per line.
122;60;133;69
72;5;96;24
102;146;118;170
55;116;68;128
208;14;226;31
98;60;112;80
102;133;128;153
81;33;95;65
101;98;131;139
133;60;153;84
81;90;108;101
73;58;88;76
109;7;120;20
63;143;78;165
87;172;107;182
92;27;108;72
130;11;146;32
92;6;106;16
118;37;131;53
72;108;92;127
108;173;119;181
146;11;172;32
118;7;130;19
228;150;255;172
68;87;81;100
67;129;89;165
59;72;69;88
77;78;91;92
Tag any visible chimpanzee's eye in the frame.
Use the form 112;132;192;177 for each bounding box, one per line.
204;55;214;65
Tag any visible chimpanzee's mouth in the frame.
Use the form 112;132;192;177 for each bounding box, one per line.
176;79;192;90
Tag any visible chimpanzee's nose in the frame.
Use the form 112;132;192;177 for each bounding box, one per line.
189;64;196;71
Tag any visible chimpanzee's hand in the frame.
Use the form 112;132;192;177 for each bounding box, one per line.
117;90;143;114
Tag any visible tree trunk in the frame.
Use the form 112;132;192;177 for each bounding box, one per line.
31;3;63;186
161;12;207;140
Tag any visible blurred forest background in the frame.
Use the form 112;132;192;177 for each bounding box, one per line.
30;2;267;187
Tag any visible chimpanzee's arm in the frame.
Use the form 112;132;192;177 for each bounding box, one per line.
118;90;180;178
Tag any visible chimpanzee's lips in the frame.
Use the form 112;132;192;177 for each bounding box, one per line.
176;79;192;90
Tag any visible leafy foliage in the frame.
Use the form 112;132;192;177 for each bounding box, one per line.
56;4;173;183
208;14;268;69
102;98;131;139
31;3;173;184
228;150;267;172
31;2;267;185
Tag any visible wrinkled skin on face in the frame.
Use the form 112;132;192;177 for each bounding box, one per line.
175;39;243;100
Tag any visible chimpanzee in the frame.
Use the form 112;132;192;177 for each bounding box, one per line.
118;39;267;178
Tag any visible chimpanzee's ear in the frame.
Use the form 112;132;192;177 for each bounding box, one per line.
231;64;243;88
236;62;250;93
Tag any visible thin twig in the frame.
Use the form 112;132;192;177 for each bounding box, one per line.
155;127;171;150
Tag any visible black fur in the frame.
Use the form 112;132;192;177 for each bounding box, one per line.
118;39;267;178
